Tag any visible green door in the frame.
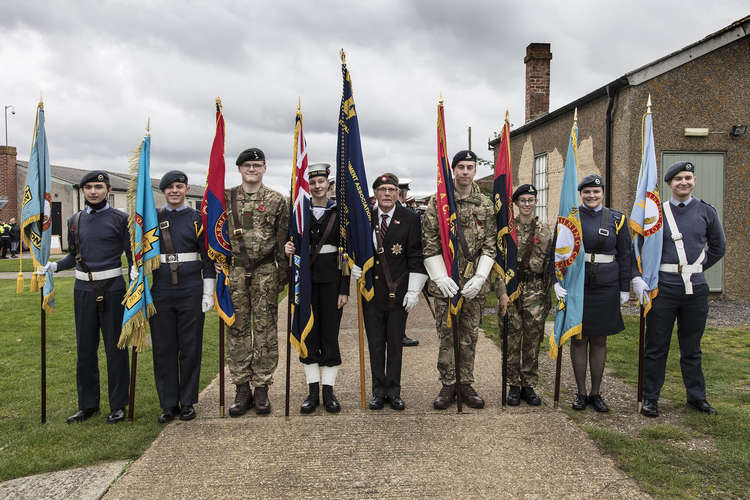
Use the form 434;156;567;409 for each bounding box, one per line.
661;152;725;293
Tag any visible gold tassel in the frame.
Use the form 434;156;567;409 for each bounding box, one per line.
30;274;39;292
16;272;24;294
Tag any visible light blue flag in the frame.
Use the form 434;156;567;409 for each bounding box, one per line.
550;121;585;359
119;133;160;352
20;101;55;311
629;108;663;315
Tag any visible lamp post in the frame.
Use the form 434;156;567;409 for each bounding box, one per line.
4;105;15;146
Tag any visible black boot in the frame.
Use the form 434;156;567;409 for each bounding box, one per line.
322;385;341;413
507;385;521;406
229;382;252;417
300;383;319;414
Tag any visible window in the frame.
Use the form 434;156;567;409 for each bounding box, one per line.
534;153;548;222
108;194;115;207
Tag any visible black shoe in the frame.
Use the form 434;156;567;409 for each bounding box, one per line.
589;394;609;413
507;385;521;406
66;408;99;423
390;397;405;411
521;386;542;406
158;406;180;424
402;336;419;347
641;399;659;418
300;382;319;414
687;399;717;415
254;385;271;415
433;384;456;410
322;385;341;413
179;405;196;421
107;408;126;423
368;396;385;410
460;384;485;409
572;393;588;411
229;382;252;417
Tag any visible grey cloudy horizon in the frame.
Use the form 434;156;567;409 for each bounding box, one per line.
2;1;747;197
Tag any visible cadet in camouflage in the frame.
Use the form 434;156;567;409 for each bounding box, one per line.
422;150;497;410
502;184;554;407
224;147;289;416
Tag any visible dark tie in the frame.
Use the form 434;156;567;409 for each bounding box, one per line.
380;214;389;238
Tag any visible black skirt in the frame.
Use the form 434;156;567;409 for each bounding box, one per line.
582;281;624;336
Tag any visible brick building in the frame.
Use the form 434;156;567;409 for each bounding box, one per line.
485;16;749;300
0;146;204;251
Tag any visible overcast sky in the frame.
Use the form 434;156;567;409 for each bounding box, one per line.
2;1;747;196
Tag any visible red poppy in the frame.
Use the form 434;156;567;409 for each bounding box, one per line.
534;235;541;244
258;205;265;212
477;221;483;227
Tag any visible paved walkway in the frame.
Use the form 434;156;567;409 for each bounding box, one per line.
103;290;646;499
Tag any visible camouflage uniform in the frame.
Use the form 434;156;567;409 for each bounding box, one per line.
501;216;553;387
225;184;289;387
422;182;496;385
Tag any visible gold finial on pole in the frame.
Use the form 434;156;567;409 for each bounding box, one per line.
340;48;346;64
439;92;444;105
505;107;509;122
146;117;151;136
647;94;652;114
573;107;578;126
39;92;44;107
297;96;301;112
216;97;222;111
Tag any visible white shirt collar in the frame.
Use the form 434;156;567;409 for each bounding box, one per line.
378;206;396;219
164;204;189;212
670;196;693;206
85;202;110;213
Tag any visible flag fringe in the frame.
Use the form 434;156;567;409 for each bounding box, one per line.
548;323;582;359
126;140;144;269
43;290;55;313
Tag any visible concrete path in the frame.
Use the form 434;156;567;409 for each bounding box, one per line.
104;290;647;499
0;461;128;500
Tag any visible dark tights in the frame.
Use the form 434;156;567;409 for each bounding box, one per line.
570;335;607;395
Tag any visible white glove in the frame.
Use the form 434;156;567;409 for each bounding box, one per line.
403;273;428;312
460;255;494;300
553;282;567;300
37;261;57;275
631;276;649;304
201;278;215;313
424;255;459;298
620;291;630;305
350;264;362;280
129;266;139;282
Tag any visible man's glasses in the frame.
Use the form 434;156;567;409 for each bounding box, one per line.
239;163;265;171
376;187;398;193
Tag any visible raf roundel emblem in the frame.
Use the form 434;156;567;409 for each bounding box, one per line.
97;174;104;181
391;243;403;255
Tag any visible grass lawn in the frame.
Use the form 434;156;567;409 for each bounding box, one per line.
0;254;129;273
480;310;750;498
0;278;225;482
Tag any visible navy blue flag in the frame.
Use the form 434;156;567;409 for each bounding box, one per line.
289;109;314;357
336;52;375;301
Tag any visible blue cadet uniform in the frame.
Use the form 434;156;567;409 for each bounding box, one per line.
54;171;133;422
642;162;726;412
149;171;215;422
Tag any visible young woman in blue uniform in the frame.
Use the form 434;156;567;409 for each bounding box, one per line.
555;174;633;412
284;163;349;413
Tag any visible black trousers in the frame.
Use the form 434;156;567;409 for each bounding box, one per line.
301;281;343;366
644;282;709;402
149;289;205;409
363;302;405;399
73;287;130;411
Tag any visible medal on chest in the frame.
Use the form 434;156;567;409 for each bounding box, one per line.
390;243;403;255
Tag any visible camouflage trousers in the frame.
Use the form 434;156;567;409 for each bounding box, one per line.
434;297;482;385
502;280;547;387
227;264;279;387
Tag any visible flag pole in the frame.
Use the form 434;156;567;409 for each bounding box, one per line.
501;233;509;408
219;318;225;417
285;255;293;417
128;348;137;421
553;306;567;409
452;311;462;413
40;288;46;423
637;304;645;412
357;280;366;409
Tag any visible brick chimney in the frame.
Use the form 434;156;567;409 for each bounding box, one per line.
0;145;18;220
524;43;552;122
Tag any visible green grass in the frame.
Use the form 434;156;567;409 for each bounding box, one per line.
0;254;129;273
480;312;750;498
0;278;224;482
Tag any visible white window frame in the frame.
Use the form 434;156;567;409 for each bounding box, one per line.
533;153;548;222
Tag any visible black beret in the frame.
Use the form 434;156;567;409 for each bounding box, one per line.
512;184;537;201
80;170;110;186
452;150;477;166
578;174;604;191
308;163;331;179
372;173;399;190
236;148;265;166
664;161;695;183
159;170;188;191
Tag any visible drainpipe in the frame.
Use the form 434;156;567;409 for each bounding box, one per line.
604;85;616;205
74;184;81;212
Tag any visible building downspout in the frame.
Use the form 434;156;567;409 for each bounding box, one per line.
604;84;617;204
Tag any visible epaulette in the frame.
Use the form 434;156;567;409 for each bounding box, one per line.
700;199;717;212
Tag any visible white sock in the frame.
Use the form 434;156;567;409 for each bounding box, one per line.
304;363;320;384
321;365;339;386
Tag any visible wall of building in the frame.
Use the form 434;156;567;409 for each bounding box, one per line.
0;146;18;221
